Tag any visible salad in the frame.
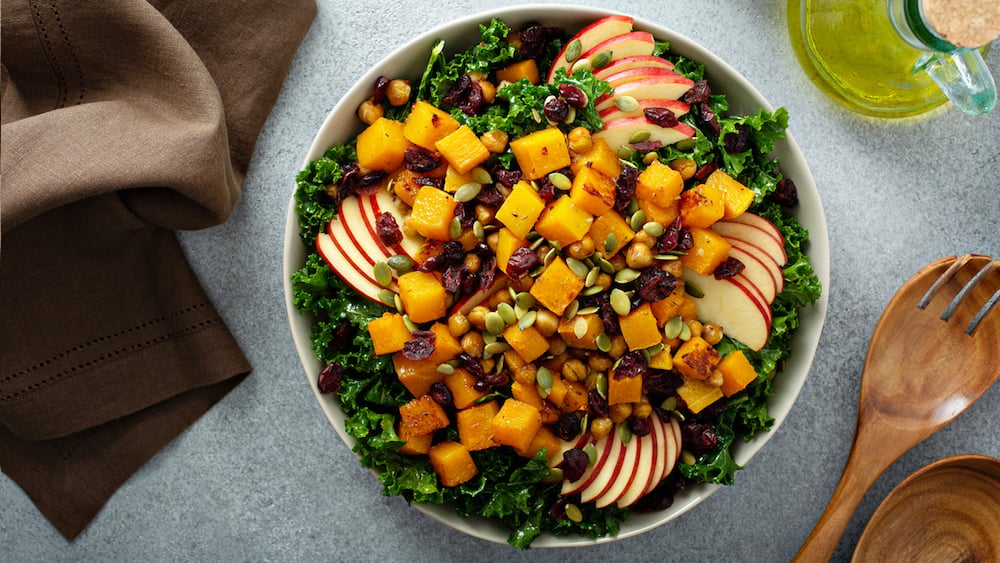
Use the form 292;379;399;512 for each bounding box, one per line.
291;14;821;548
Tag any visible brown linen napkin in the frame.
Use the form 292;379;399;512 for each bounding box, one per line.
0;0;316;539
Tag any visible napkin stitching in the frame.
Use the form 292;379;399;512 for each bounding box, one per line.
29;0;87;108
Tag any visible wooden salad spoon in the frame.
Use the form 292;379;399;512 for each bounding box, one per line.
794;254;1000;562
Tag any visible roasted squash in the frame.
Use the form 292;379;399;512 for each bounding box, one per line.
404;100;460;150
393;353;446;399
398;395;450;437
534;195;593;247
618;302;661;351
718;350;759;397
529;256;584;315
672;335;721;380
676;377;724;414
428;441;478;487
408;186;459;241
356;117;409;171
680;226;732;275
502;322;550;364
456;400;500;451
509;127;571;180
491;399;542;452
636;160;684;207
495;180;545;239
679;182;725;228
367;312;411;356
587;210;634;258
435;125;490;174
569;166;616;216
396;271;447;323
443;368;488;409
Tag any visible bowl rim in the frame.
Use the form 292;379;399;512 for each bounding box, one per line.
282;2;831;547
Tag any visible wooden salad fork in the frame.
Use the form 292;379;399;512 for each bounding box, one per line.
794;254;1000;562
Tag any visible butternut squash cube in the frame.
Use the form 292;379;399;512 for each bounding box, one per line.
457;400;500;451
396;271;447;323
397;427;433;455
680;226;732;275
509;127;571;180
392;169;425;206
636;160;684;207
393;353;446;398
706;169;755;219
495;181;545;239
679;182;725;228
529;256;584;315
367;312;411;356
534;195;593;247
718;350;759;397
557;313;604;350
556;380;589;413
587;210;634;258
571;137;621;178
511;380;544;410
521;425;561;464
651;288;686;327
678;293;699;321
569;166;616;215
435;125;490;174
638;198;680;228
648;348;674;370
424;322;463;365
428;441;478;487
356;117;409;172
495;227;529;274
502;323;550;364
672;335;721;380
443;165;477;194
404;100;460;150
619;302;661;351
608;371;644;405
408;186;459;241
398;395;450;437
491;399;542;452
676;377;724;414
496;59;541;84
443;368;487;409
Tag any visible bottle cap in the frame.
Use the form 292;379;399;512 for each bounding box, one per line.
922;0;1000;48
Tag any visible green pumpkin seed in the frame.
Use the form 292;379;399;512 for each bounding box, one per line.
386;254;414;273
485;311;505;335
517;310;537;330
619;422;634;444
471;167;492;185
583;442;598;466
377;288;396;307
604;233;617;255
530;235;546;250
614;268;641;284
629;209;647;232
581;285;605;297
643;221;665;238
576;306;599;316
566;257;589;279
685;281;704;298
497;302;516;325
616;145;634;159
454;182;482;203
675;137;697;151
542;466;564;484
680;322;692;341
565;503;584;523
572;58;592;73
664;316;684;339
541;246;556;267
536;366;553;398
680;450;697;466
484;341;510;356
645;342;665;358
394;294;405;314
449;217;462;239
598;257;616;275
548;171;572;191
573;316;589;339
530;264;546;277
402;315;418;332
591;50;613;69
563;299;580;321
628;130;651;144
660;396;677;412
614;95;639;112
564;106;576;125
596;372;608;398
596;332;612;353
626;197;640;216
654;253;680;261
436;363;455;375
610;288;631;316
373;261;393;287
584;266;600;288
473;220;485;240
564;38;583;63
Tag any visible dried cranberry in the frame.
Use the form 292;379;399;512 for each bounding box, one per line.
723;123;751;154
697;103;722;136
658;216;683;252
404;146;441;173
316;363;344;394
479;255;498;290
643;370;684;397
459;202;477;227
613;166;639;214
631;140;663;152
442;241;464;264
417;253;447;272
505;246;538;279
557;83;587;108
455;353;485;379
372;76;390;105
494;168;522;188
614;350;648;380
554;413;582;441
635;268;678;303
544;96;569;123
519;23;562;59
588;389;609;418
460;270;480;296
630;416;652;437
597;295;622;335
694;162;719;182
471;241;493;258
645;107;679;127
429;381;453;409
547;495;570;520
443;74;485;115
376;213;403;246
475;184;504;207
676;227;694;251
681;79;711;104
772;177;799;208
561;448;590;482
713;257;745;279
474;371;507;393
442;264;467;293
413;175;443;189
402;330;436;360
681;421;718;452
536;178;557;201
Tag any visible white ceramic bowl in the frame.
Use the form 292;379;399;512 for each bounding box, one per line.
283;4;830;547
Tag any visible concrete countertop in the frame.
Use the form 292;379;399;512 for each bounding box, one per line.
3;1;998;561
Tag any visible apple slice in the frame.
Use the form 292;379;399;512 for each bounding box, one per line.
580;427;632;504
449;277;509;317
592;55;675;80
598;98;690;123
641;415;680;498
615;418;660;508
593;429;644;508
338;196;395;268
561;431;619;496
593;116;696;150
595;73;695;108
359;190;421;260
727;212;785;248
727;245;778;303
547;15;634;82
726;237;785;295
600;66;686;88
681;268;773;351
712;220;787;266
316;231;384;303
574;31;656;74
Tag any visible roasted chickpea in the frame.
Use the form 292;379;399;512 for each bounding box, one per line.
548;336;567;356
625;242;654;269
707;369;724;387
461;331;485;357
463;253;481;274
467;305;489;331
702;323;724;345
686;319;703;339
357;98;383;125
534;309;560;337
609;403;632;424
587;353;612;372
669;157;697;180
608;334;628;358
567;236;595;260
567;126;593;154
632;400;653;419
480;130;508;153
386;79;411;106
448;313;471;338
561;358;587;382
589;416;613;440
632;230;656;248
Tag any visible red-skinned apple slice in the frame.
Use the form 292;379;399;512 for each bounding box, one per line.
595;74;695;107
726;237;785;294
338;196;394;269
682;268;773;351
363;190;422;260
614;420;659;508
641;415;680;498
592;55;675;79
594;429;644;508
316;231;385;303
449;277;509;317
561;431;619;496
593;116;696;150
727;212;785;248
547;15;634;82
712;220;787;266
600;66;685;88
576;32;656;73
580;427;632;504
598;98;690;123
727;245;778;303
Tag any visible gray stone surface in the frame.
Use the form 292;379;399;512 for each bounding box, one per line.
2;1;998;561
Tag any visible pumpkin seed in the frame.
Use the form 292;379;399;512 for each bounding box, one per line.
643;221;665;238
628;130;651;144
394;294;404;313
614;268;641;284
436;363;455;375
619;422;634;444
573;316;589;339
597;256;616;275
484;341;510;356
680;450;697;466
471;167;492;185
626;197;640;216
583;442;598;466
640;347;652;363
530;264;546;277
497;302;516;325
386;254;414;273
576;306;599;316
596;372;608;398
591;50;613;69
485;311;505;335
581;285;605;296
614;95;639;112
584;266;600;288
563;299;580;321
564;38;583;63
543;246;558;266
610;288;631;316
680;322;692;341
629;209;647;232
542;467;564;484
449;216;462;239
472;220;485;241
616;145;634;159
514;303;528;319
536;366;553;398
572;58;592;73
517;310;537;330
377;288;396;307
645;342;665;358
530;235;546;250
660;396;677;412
664;316;684;339
685;281;704;298
675;137;697;151
483;331;497;345
596;332;612;353
495;353;505;373
373;261;393;287
654;253;680;261
454;182;482;203
564;106;576;125
548;171;572;191
565;503;584;523
402;315;418;332
566;257;589;279
604;233;617;255
514;292;535;309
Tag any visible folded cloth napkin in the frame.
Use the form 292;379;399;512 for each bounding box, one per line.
1;0;316;539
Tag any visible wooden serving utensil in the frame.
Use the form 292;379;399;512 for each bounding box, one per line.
794;254;1000;562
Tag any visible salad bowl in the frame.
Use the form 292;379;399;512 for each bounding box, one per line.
283;4;830;547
